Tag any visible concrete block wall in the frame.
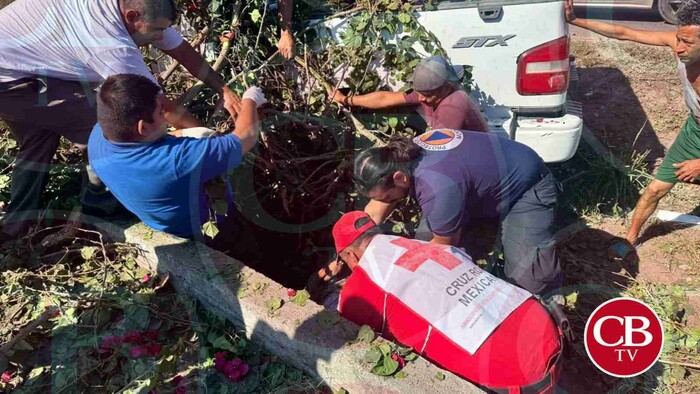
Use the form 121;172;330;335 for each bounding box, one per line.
98;221;484;393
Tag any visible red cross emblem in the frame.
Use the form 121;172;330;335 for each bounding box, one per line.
390;238;463;272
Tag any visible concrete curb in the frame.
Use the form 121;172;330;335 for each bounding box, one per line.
98;221;484;393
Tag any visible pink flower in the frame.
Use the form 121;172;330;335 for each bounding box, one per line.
214;356;228;373
99;335;123;350
239;363;250;376
223;358;249;382
142;275;151;283
1;371;13;383
391;353;406;368
129;346;144;358
213;351;228;361
123;331;144;344
228;369;242;382
144;343;161;357
144;330;159;341
287;289;296;298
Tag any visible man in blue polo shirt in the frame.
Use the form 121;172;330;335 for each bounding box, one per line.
354;130;562;297
88;74;264;256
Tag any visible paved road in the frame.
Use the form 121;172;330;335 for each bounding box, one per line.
570;7;676;39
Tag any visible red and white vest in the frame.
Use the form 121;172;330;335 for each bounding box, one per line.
339;235;561;389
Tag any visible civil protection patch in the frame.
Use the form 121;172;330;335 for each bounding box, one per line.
413;129;464;151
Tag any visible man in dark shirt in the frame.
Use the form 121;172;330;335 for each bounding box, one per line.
329;56;488;132
355;130;562;297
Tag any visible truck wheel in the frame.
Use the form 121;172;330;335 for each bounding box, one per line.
658;0;681;25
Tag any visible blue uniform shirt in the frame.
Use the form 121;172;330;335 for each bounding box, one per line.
410;129;546;236
88;124;243;237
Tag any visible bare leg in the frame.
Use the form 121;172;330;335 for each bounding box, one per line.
625;179;675;245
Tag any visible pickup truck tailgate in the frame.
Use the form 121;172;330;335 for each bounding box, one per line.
418;0;568;110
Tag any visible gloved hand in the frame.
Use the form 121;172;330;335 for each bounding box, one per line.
241;86;267;108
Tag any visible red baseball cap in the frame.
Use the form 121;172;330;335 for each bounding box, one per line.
332;211;377;253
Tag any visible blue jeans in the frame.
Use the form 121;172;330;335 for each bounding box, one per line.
416;170;562;296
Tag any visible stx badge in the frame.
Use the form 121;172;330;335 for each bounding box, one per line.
453;35;516;48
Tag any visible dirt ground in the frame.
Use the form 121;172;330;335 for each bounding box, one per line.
557;36;700;393
570;36;700;286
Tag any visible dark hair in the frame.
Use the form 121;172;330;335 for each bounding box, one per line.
97;74;161;143
121;0;178;22
353;136;423;195
677;1;700;27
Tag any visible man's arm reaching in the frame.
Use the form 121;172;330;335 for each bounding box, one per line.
330;90;412;110
566;0;676;47
164;42;241;117
277;0;295;59
364;199;401;224
233;87;266;154
431;229;462;247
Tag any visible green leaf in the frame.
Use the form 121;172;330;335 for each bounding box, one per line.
686;328;700;348
398;12;412;24
290;289;311;307
266;298;283;313
395;371;408;378
317;311;339;329
27;366;45;380
363;347;382;364
371;354;399;376
250;9;261;23
342;31;363;49
80;246;96;261
0;174;10;189
435;371;446;381
264;363;286;387
356;325;376;344
391;223;403;234
207;332;237;353
213;199;228;215
565;291;578;307
377;343;392;356
202;221;219;239
388;117;399;129
333;389;349;394
143;229;154;240
237;338;248;352
404;352;418;361
396;346;411;356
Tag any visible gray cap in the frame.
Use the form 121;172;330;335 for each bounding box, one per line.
411;55;461;92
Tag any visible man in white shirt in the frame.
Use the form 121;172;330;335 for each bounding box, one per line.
0;0;242;238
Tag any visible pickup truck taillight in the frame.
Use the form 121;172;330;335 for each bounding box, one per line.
516;36;569;96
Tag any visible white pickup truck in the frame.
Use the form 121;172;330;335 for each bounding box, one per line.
319;0;583;163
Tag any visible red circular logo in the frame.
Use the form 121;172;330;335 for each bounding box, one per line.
584;298;664;378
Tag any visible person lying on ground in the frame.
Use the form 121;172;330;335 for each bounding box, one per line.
88;74;264;260
566;0;700;254
330;211;563;393
0;0;244;239
329;55;489;132
355;131;563;298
